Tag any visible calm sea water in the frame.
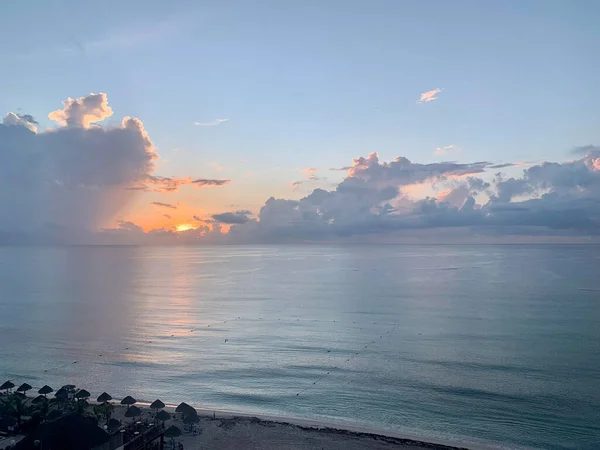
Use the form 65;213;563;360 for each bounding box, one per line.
0;245;599;449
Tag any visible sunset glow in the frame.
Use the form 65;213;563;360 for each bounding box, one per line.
176;224;195;232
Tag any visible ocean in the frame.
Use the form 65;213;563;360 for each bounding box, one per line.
0;245;598;449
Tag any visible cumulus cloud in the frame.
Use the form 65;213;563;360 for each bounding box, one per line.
3;93;598;244
225;150;600;243
0;93;219;243
194;118;229;126
151;202;177;209
48;92;113;128
2;112;38;132
55;149;600;244
418;88;442;103
346;152;488;184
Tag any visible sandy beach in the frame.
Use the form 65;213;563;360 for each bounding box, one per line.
1;392;474;450
110;403;469;450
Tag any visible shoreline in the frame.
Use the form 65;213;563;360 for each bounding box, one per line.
117;401;502;450
2;393;524;450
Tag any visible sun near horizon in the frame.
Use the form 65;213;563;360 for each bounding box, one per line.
176;224;195;232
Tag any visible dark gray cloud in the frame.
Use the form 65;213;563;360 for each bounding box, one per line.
151;202;177;209
192;178;231;187
489;163;516;169
17;114;39;125
212;210;251;224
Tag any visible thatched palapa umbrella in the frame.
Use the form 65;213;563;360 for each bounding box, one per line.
150;399;165;412
155;410;171;423
124;405;142;418
97;392;112;403
55;387;68;398
75;389;91;400
164;425;182;438
175;402;196;419
1;380;15;394
183;413;199;425
17;383;32;394
107;418;121;432
120;395;137;410
38;385;53;397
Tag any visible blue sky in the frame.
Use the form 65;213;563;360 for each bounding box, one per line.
1;0;599;241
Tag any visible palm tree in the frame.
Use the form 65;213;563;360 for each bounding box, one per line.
93;402;114;423
6;393;28;428
33;396;50;422
52;388;69;412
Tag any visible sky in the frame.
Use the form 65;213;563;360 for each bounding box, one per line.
1;0;599;244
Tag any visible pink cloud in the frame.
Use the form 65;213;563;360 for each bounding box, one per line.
48;92;113;128
418;88;442;104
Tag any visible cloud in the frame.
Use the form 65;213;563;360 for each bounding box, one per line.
151;202;177;209
571;145;600;155
418;88;442;103
146;175;194;192
0;95;162;237
346;152;488;183
291;168;325;190
0;92;226;244
227;150;600;242
124;174;232;192
2;113;38;132
163;214;171;219
116;221;143;233
3;92;599;244
48;92;113;128
69;149;600;244
194;118;229;127
192;178;231;187
433;144;459;156
212;210;251;224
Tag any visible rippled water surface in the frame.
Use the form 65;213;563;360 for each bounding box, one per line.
0;245;599;449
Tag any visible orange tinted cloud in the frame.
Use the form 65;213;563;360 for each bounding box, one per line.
418;88;442;103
